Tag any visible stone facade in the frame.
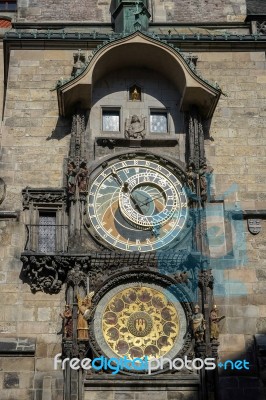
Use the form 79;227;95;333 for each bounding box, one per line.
17;0;247;23
0;1;266;400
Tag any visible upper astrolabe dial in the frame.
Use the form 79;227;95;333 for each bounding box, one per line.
88;158;188;252
118;170;178;229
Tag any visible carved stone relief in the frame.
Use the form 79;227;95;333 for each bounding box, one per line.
125;115;146;139
247;219;261;235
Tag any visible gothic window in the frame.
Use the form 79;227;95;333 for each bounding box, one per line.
102;108;120;132
0;18;12;27
150;110;168;133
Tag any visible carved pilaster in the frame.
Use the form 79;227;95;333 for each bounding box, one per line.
185;108;212;261
191;208;210;254
211;340;220;358
198;269;214;292
68;110;87;166
195;342;207;358
197;269;214;359
186;107;213;206
67;264;88;289
186;106;206;171
66;110;89;241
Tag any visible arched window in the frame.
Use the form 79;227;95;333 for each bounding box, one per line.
129;84;141;101
0;18;12;27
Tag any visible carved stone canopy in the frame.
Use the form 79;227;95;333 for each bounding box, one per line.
57;31;221;118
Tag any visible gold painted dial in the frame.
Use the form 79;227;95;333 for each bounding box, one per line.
102;286;179;360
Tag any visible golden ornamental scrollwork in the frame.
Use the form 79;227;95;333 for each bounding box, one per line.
102;286;179;360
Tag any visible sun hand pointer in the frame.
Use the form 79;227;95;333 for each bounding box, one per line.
111;167;123;186
139;193;164;207
130;192;145;215
121;181;144;215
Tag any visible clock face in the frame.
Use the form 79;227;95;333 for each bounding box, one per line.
102;286;180;360
92;282;187;367
88;158;188;252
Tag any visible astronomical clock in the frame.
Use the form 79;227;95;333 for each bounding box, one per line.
18;2;221;398
84;152;194;373
86;154;189;252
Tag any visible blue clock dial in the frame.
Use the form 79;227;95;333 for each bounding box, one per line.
87;158;188;252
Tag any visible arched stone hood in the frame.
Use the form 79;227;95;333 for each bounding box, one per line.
57;31;221;118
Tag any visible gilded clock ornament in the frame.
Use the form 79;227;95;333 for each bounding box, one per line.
87;156;188;252
101;286;180;360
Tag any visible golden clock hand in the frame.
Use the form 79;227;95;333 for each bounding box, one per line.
111;167;123;186
129;192;145;215
111;169;134;195
139;193;164;207
120;179;145;215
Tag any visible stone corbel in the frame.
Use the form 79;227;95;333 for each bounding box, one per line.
20;255;71;294
20;255;93;294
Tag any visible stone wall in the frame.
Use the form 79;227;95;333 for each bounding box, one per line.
153;0;247;23
91;67;183;161
0;215;64;400
1;49;74;210
200;51;266;206
197;50;266;395
0;49;73;400
17;0;247;23
0;44;266;398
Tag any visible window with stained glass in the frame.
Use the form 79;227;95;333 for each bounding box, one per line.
0;1;17;11
150;111;168;133
102;109;120;132
38;212;56;253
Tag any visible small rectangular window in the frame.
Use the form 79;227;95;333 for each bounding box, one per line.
150;110;168;133
22;188;67;253
102;109;120;132
38;212;56;253
0;1;17;11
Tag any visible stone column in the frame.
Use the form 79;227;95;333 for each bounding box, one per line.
66;110;89;249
